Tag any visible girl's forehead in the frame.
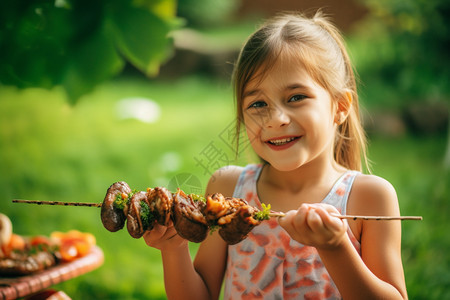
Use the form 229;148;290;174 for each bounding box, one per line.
245;58;317;92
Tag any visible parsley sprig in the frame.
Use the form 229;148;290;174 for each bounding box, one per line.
190;193;206;203
113;190;138;210
254;203;271;221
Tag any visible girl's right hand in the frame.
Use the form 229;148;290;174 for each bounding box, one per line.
279;203;348;250
142;221;188;252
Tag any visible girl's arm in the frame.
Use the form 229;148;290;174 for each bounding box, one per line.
143;166;242;300
279;174;408;300
193;166;244;299
143;218;213;299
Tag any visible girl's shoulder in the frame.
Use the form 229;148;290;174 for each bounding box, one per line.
205;165;245;197
348;173;400;216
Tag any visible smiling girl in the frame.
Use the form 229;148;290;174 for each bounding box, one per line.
144;11;408;299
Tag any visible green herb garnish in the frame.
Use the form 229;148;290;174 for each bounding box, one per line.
254;203;271;221
190;193;206;203
209;224;219;235
140;200;154;229
114;193;129;210
129;189;138;198
114;189;138;210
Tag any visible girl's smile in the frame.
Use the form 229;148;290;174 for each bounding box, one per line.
265;135;302;150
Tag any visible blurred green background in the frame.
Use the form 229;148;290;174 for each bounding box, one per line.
1;0;449;299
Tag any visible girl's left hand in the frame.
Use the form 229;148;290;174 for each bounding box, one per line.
278;203;348;250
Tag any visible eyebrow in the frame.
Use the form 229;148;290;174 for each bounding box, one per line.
242;89;261;99
286;83;310;91
243;83;311;99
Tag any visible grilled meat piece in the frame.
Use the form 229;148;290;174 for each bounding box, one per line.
0;250;57;276
127;191;154;239
204;193;237;223
205;194;261;244
101;181;131;232
218;205;260;245
172;189;208;243
146;187;173;226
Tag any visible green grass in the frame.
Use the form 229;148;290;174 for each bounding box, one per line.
0;76;448;299
368;135;450;299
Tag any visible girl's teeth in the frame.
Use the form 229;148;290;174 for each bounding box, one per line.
269;137;295;145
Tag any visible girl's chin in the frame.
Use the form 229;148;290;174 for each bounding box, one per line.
263;158;305;172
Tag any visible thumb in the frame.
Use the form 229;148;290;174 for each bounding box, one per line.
277;210;295;230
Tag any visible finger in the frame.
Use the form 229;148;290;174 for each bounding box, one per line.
278;210;296;231
167;232;184;243
165;219;174;228
152;223;168;236
144;223;171;243
313;206;346;232
314;203;340;214
306;208;324;232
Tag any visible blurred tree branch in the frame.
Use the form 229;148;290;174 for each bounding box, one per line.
0;0;181;103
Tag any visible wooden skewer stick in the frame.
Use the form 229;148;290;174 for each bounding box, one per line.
268;212;422;221
12;199;102;207
331;214;422;221
13;199;422;221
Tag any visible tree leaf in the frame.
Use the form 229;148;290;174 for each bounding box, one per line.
107;2;177;76
0;0;179;103
62;24;125;104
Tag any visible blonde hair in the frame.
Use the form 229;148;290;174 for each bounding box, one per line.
233;11;369;172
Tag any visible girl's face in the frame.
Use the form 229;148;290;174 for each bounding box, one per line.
242;58;338;172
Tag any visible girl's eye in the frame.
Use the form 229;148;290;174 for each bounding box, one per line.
288;94;307;102
247;101;267;109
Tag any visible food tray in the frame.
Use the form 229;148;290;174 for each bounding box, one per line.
0;246;103;300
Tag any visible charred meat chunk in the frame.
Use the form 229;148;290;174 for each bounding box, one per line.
172;189;208;243
127;191;154;239
205;194;261;244
101;181;131;232
147;187;173;226
218;205;260;245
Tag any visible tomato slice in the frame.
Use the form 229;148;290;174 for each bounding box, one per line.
50;230;96;261
59;241;78;262
9;233;26;251
30;235;52;247
73;240;90;257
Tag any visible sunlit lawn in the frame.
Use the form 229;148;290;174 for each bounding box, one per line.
0;75;448;299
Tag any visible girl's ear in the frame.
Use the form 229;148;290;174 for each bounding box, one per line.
334;89;352;125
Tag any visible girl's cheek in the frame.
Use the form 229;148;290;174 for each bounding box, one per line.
245;109;270;128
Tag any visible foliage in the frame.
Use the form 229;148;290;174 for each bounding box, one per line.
0;0;179;103
177;0;239;28
353;0;450;105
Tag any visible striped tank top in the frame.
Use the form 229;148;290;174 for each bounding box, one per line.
223;164;361;299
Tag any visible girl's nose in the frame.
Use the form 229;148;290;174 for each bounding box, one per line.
263;106;290;128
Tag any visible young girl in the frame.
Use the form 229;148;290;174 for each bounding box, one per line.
144;11;408;299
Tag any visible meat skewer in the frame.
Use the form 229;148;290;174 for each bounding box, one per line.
12;182;423;244
12;199;424;221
